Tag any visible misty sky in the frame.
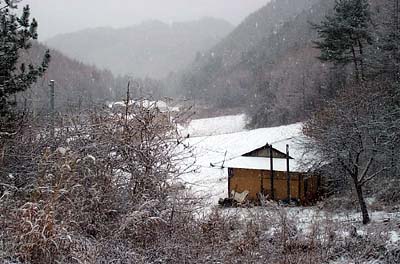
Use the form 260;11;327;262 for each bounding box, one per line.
22;0;270;40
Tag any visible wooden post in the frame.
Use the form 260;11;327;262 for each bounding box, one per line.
228;168;233;197
125;81;131;129
260;171;264;198
286;144;291;202
298;174;302;203
270;145;275;200
221;151;227;168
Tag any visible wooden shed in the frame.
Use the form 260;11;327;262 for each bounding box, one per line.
225;144;321;205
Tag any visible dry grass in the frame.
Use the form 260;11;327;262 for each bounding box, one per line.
1;105;399;263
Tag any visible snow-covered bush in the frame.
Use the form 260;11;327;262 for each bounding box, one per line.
0;103;193;263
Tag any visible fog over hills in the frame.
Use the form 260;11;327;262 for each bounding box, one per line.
177;0;333;127
46;18;234;78
24;0;269;39
21;42;119;112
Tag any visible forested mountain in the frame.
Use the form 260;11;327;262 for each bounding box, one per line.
177;0;334;126
46;18;233;79
19;42;122;114
2;1;400;262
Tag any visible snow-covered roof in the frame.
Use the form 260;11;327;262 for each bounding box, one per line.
109;99;179;112
225;157;305;172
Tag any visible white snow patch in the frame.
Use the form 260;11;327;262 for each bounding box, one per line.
56;147;69;156
365;197;376;206
109;99;179;113
180;114;305;207
390;231;399;243
225;157;305;172
181;114;247;137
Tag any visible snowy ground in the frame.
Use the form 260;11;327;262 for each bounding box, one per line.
179;114;304;207
180;114;248;137
178;114;400;252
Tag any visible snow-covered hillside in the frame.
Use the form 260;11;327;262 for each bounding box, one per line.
180;114;248;137
180;114;304;206
179;115;400;253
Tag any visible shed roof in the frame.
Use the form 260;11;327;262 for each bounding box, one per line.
225;157;306;172
109;99;179;112
243;144;294;159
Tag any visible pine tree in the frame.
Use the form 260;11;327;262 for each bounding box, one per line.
0;0;50;117
373;0;400;83
372;0;400;194
247;79;276;128
314;0;372;81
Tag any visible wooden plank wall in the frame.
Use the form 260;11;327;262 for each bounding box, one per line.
229;168;319;204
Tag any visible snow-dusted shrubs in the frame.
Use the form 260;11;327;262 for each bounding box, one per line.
1;104;399;263
0;104;193;263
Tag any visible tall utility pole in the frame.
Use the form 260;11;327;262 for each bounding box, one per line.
125;81;131;129
49;80;55;140
302;72;306;113
286;144;291;203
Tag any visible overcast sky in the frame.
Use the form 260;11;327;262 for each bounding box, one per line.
22;0;270;40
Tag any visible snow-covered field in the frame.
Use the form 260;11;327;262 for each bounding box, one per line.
180;114;304;207
180;114;248;137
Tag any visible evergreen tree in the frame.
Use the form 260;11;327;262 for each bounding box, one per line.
314;0;372;81
0;0;50;117
247;79;276;128
372;0;400;195
373;0;400;83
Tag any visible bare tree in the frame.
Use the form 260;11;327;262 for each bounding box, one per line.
303;82;397;224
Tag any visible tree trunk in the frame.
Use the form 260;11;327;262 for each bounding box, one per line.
351;46;360;82
396;0;400;81
353;177;370;225
357;40;365;81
